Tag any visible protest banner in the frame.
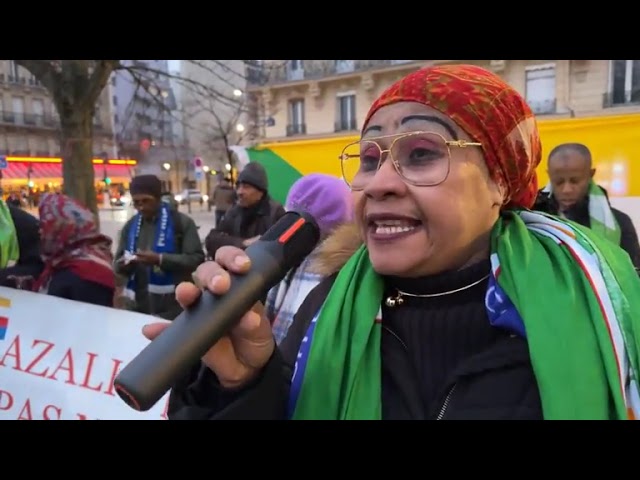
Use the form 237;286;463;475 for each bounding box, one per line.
0;286;170;420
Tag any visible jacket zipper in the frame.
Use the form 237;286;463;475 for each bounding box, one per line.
382;325;458;420
382;325;408;350
436;384;456;420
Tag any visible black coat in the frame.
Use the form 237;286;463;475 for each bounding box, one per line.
167;274;543;420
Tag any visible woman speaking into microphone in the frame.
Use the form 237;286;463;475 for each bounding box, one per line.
143;64;640;420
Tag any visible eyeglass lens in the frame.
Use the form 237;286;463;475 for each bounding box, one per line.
342;132;450;188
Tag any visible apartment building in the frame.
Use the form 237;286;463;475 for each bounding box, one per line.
0;60;116;157
111;60;182;182
246;60;640;143
0;60;123;194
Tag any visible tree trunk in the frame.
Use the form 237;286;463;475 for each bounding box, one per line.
60;113;98;219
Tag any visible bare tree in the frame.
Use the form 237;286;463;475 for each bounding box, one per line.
182;61;253;177
14;60;118;215
11;60;284;217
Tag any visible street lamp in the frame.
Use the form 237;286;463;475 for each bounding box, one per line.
233;89;243;97
225;163;232;171
162;163;172;192
203;166;210;173
236;123;246;133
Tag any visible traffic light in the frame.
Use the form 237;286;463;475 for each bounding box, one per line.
140;138;151;154
105;177;112;185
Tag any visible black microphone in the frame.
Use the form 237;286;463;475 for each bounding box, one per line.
113;210;321;412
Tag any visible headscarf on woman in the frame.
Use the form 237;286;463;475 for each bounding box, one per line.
289;65;640;420
32;194;115;293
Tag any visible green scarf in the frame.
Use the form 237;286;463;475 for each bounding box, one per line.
0;200;19;269
290;210;640;420
587;180;622;245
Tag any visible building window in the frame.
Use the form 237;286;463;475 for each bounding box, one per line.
14;136;28;153
35;138;49;156
287;99;305;136
609;60;640;105
12;96;25;124
32;99;44;126
287;60;304;81
8;61;19;81
525;64;556;115
112;95;118;106
336;93;356;131
111;76;117;86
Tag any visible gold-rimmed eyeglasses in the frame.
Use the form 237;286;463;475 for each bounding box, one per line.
339;131;482;191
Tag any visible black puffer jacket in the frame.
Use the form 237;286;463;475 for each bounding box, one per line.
204;194;285;258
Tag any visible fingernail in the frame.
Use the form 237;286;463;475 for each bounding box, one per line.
191;272;204;288
234;255;250;267
210;275;221;289
248;312;261;329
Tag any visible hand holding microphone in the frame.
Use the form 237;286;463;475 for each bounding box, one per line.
142;247;275;389
114;211;321;412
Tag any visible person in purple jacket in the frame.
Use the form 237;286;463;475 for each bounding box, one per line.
265;174;354;344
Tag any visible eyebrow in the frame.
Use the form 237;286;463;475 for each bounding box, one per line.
401;115;458;140
362;114;459;139
362;125;382;136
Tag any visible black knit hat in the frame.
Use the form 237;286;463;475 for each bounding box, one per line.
130;174;162;198
237;162;268;192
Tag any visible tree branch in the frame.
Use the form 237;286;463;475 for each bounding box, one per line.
79;60;120;109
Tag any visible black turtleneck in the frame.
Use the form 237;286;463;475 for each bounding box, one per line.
381;259;505;418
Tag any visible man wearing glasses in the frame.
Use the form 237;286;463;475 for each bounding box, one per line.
114;175;205;319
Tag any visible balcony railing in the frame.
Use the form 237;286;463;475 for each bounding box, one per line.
0;110;108;133
335;118;357;132
286;123;307;137
1;110;60;128
0;73;44;88
248;60;420;87
603;90;640;108
528;99;556;115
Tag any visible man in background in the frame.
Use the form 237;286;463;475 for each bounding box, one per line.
114;175;205;319
534;143;640;269
204;162;285;258
211;176;235;226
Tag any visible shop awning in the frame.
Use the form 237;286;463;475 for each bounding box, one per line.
1;162;134;181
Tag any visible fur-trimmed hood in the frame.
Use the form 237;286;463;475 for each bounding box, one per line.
307;223;363;277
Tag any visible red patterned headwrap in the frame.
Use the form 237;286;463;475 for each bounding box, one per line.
33;193;115;293
363;64;542;209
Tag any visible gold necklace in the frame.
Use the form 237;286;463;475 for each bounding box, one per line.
384;274;490;308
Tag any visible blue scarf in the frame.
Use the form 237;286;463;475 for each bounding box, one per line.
124;203;177;300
